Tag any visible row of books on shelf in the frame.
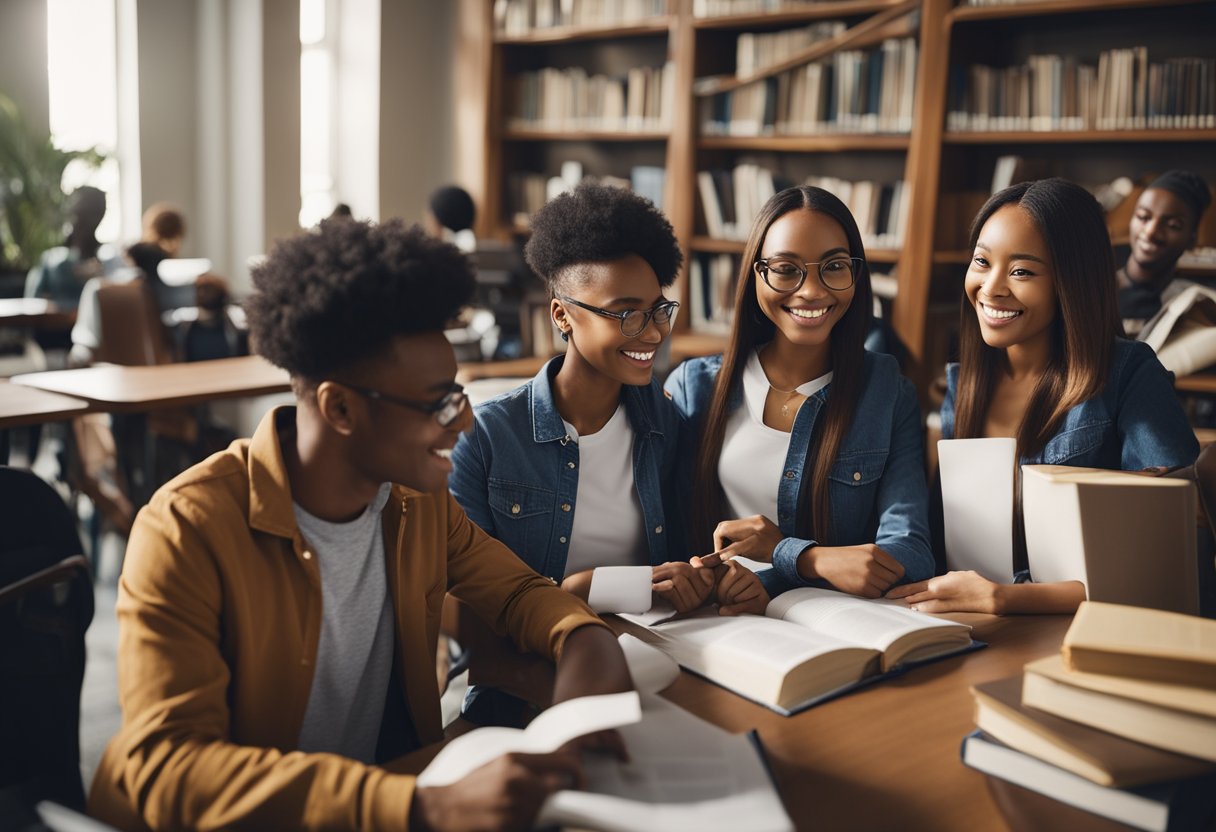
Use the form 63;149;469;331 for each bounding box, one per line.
693;0;838;17
698;165;908;249
961;602;1216;832
947;50;1216;133
701;38;917;137
507;161;666;227
508;63;673;132
494;0;665;36
735;20;844;79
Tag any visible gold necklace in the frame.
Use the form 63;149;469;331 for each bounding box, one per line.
768;381;803;418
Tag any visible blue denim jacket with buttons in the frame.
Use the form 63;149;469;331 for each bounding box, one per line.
941;339;1198;470
449;355;684;581
665;349;935;598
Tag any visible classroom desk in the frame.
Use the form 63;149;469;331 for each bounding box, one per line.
0;381;90;428
9;354;291;412
0;297;75;330
11;356;291;504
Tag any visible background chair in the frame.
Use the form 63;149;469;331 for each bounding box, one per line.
0;467;94;822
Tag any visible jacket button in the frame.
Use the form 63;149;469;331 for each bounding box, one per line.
655;525;663;534
302;550;312;560
567;461;576;469
561;503;571;512
853;471;862;482
511;503;521;514
784;471;795;479
559;536;567;544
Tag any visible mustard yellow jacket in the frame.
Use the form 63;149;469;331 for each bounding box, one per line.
89;407;607;831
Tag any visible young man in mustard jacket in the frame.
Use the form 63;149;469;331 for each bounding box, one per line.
89;219;634;831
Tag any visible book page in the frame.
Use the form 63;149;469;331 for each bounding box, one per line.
417;692;642;788
938;437;1016;582
767;587;966;653
657;612;858;676
538;695;793;832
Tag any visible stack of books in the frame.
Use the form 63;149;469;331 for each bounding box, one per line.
961;602;1216;832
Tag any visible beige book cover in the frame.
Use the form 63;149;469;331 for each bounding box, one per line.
972;675;1214;788
1063;601;1216;690
1021;465;1198;615
1022;655;1216;762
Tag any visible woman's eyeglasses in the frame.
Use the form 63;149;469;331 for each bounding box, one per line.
754;256;862;293
557;295;680;337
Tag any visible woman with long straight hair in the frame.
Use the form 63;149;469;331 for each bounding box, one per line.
667;185;934;609
889;178;1199;615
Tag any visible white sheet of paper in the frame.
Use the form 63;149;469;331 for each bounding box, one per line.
938;437;1016;582
618;633;680;694
588;566;654;614
417;691;642;787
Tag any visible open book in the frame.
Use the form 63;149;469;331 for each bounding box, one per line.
1139;282;1216;377
624;587;976;715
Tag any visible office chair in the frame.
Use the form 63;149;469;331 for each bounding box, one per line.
0;467;94;820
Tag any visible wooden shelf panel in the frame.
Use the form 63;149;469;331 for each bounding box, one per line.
694;0;908;29
698;134;910;151
494;18;672;45
949;0;1211;24
690;236;900;263
503;128;669;142
944;129;1216;145
934;250;972;265
671;332;728;362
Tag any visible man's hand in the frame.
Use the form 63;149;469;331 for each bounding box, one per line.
651;561;715;612
701;515;783;564
712;558;769;616
410;750;581;832
886;571;1004;614
800;544;904;598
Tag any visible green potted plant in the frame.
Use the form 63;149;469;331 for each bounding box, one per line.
0;92;105;296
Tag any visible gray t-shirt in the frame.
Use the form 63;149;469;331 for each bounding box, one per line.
293;483;396;763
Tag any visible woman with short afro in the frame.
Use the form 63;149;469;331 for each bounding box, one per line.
449;182;706;724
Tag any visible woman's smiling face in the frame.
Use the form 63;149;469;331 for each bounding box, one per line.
965;204;1058;354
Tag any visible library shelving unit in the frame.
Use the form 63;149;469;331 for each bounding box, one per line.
457;0;1216;388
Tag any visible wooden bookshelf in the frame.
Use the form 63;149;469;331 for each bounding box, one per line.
458;0;1216;390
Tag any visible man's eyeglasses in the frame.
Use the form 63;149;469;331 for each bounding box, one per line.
341;382;469;427
557;295;680;338
754;256;862;294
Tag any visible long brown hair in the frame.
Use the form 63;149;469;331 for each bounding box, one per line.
954;178;1119;458
690;186;873;553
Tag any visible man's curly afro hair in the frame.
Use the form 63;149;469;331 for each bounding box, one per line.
246;218;474;381
524;181;682;293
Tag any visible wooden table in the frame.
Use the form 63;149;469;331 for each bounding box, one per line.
9;355;291;412
0;297;76;330
0;382;90;429
642;613;1073;831
1176;374;1216;395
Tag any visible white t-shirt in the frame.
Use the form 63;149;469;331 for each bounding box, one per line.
561;403;648;577
718;351;832;568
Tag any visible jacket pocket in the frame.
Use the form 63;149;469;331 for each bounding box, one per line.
827;450;887;488
487;480;554;573
1040;421;1109;465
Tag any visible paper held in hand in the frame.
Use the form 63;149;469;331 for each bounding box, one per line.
937;437;1017;582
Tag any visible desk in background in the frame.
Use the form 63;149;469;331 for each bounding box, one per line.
0;298;76;331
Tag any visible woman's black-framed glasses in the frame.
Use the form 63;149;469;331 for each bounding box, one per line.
754;256;862;293
557;295;681;338
342;382;468;427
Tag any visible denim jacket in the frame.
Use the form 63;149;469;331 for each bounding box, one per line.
941;339;1198;470
665;350;934;597
449;355;684;580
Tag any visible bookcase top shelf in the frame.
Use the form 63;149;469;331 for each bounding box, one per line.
944;129;1216;145
948;0;1212;25
494;18;672;45
699;134;910;151
503;128;669;142
693;0;910;29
